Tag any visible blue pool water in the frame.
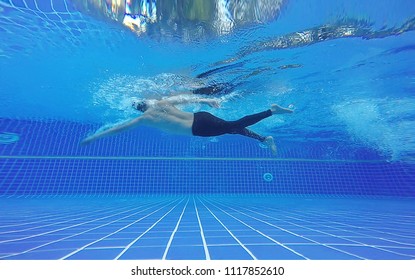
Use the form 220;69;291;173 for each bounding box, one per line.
0;0;415;260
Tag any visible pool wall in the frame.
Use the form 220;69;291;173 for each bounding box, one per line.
1;119;414;197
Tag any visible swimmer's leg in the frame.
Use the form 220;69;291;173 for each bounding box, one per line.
231;110;273;128
263;136;277;155
233;128;266;141
231;103;293;128
232;128;277;155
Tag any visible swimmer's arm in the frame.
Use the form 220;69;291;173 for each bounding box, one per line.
160;95;221;108
81;116;144;145
199;98;221;108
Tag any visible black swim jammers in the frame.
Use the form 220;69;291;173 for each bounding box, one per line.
191;110;272;141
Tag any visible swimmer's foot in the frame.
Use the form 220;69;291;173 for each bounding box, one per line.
263;136;277;155
271;104;293;114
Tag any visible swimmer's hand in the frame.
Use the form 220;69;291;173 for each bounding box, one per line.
80;136;95;146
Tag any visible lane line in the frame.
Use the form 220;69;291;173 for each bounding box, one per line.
0;155;386;163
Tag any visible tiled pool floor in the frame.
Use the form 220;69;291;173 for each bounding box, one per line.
0;196;414;260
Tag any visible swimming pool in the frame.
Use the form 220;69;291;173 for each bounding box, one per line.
0;0;414;260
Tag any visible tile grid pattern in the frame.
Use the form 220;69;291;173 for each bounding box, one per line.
1;157;414;197
0;196;414;260
1;118;414;197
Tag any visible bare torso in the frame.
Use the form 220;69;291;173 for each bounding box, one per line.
140;102;194;135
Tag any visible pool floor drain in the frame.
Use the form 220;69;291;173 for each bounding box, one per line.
263;173;273;182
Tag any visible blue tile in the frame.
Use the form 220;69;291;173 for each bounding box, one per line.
208;245;253;260
177;225;200;231
131;237;169;247
2;249;74;260
174;231;202;237
346;237;411;247
377;247;415;257
88;238;136;247
205;236;238;245
269;235;314;244
234;235;274;245
305;236;357;244
66;248;123;260
0;241;48;253
203;230;231;237
166;245;206;260
170;236;203;246
32;240;95;251
0;196;414;261
139;231;173;238
118;246;165;260
246;245;306;260
332;245;413;260
287;245;361;260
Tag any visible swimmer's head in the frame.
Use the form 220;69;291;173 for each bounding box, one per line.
132;100;149;112
132;98;159;112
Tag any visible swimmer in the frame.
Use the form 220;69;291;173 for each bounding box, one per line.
81;95;293;155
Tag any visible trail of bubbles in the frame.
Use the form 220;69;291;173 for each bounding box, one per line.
332;98;415;161
91;72;242;120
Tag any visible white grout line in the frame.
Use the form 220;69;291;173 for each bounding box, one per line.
0;204;137;234
197;197;257;260
0;201;155;244
256;205;415;257
162;198;189;260
202;198;309;259
115;198;184;260
0;199;171;259
1;196;414;260
61;198;181;260
193;197;210;260
0;205;112;229
214;198;365;259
